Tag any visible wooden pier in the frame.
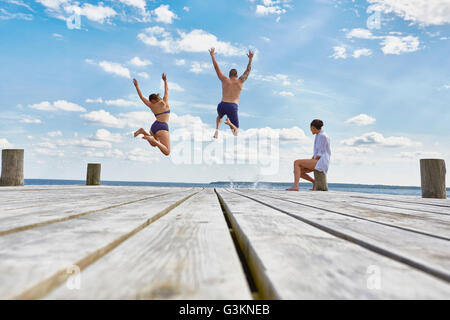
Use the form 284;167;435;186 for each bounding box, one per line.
0;186;449;299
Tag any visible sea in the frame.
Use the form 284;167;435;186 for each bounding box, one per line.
23;179;450;197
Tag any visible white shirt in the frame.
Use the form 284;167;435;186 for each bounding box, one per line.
313;131;331;174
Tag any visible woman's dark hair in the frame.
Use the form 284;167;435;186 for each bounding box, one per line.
310;119;324;130
149;93;161;101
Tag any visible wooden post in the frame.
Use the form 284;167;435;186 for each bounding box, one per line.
420;159;446;199
1;149;24;186
86;163;101;186
314;170;328;191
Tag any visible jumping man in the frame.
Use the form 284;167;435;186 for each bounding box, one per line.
210;47;254;138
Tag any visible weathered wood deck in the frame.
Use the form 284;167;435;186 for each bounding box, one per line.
0;186;449;299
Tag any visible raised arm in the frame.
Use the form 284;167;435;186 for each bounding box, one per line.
133;78;151;108
162;73;169;102
239;50;254;83
209;48;227;81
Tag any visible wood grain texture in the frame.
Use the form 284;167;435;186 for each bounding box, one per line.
420;159;447;199
86;163;101;186
314;170;328;191
0;190;197;299
244;189;450;240
233;189;450;284
216;189;450;299
46;189;251;300
0;149;24;187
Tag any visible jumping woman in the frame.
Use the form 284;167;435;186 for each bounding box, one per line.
286;119;331;191
133;73;171;156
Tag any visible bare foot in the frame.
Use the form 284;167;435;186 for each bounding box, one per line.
309;184;316;191
142;135;158;147
286;186;299;191
213;130;219;139
134;128;145;137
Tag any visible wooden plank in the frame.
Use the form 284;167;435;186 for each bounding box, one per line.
243;189;450;240
0;188;197;299
216;189;450;299
232;189;450;284
46;189;252;300
0;187;188;236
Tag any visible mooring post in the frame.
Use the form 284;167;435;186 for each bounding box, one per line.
0;149;24;187
420;159;446;199
314;170;328;191
86;163;101;186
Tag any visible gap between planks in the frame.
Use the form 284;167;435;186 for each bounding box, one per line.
13;191;199;300
226;189;450;285
0;189;192;237
245;190;450;242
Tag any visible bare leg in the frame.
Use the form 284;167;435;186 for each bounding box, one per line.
225;118;239;136
286;159;318;191
286;160;301;191
214;116;223;139
301;172;315;190
134;128;150;137
143;130;170;156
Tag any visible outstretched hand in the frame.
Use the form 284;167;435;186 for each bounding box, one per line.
133;78;138;87
209;47;216;57
162;73;167;81
247;50;254;59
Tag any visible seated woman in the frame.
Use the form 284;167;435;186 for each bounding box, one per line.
133;73;171;156
286;119;331;191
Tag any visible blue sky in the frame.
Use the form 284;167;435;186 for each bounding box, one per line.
0;0;449;186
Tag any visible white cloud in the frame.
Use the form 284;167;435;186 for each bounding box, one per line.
160;80;184;92
104;99;140;107
86;98;103;103
367;0;450;26
256;5;286;16
253;73;293;86
346;28;378;39
64;3;117;24
137;27;245;56
137;72;149;79
278;91;294;97
129;56;151;67
118;0;147;12
0;138;12;149
87;59;131;78
21;118;42;124
189;61;211;74
0;8;33;20
81;110;124;128
341;132;420;148
380;35;420;55
352;48;372;58
28;100;86;112
183;6;190;12
127;147;160;162
92;129;123;143
346;114;376;126
175;59;186;66
330;46;347;59
34;147;64;157
36;0;68;10
399;151;443;160
47;130;63;137
73;138;112;149
261;36;271;42
152;4;177;24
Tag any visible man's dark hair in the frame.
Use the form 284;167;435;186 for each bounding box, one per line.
149;93;161;101
229;69;238;78
310;119;324;130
